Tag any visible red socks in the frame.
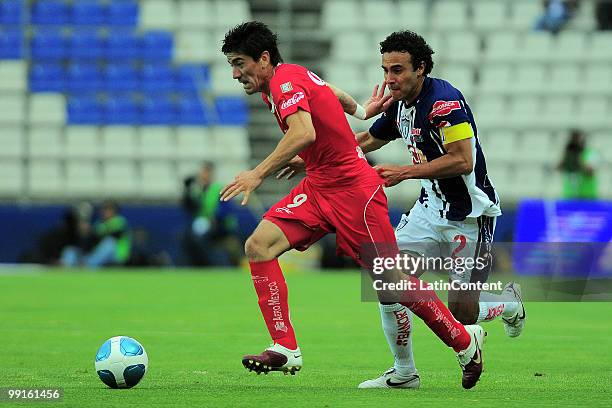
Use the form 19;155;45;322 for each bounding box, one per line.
400;276;471;352
248;259;298;350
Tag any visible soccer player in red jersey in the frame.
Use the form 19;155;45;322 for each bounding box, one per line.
219;21;485;389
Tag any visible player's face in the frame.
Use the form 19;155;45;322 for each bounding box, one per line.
382;52;425;102
226;52;271;95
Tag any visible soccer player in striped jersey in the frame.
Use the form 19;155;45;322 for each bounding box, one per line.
337;30;526;389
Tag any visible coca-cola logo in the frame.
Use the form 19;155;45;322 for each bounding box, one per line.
281;92;305;110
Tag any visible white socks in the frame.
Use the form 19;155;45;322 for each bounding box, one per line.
476;291;520;323
378;303;417;377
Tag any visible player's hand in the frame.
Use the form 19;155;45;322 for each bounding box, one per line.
276;156;306;180
220;170;263;206
363;82;393;119
374;164;411;187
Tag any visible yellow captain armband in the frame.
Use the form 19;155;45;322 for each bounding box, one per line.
441;122;474;145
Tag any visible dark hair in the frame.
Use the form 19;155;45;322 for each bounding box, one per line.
221;21;283;65
379;31;434;75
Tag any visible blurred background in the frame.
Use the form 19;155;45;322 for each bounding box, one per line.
0;0;610;270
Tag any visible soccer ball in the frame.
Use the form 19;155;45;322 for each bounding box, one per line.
94;336;148;389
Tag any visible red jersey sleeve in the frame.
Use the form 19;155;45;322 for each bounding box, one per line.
270;72;311;125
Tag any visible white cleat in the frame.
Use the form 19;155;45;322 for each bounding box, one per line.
502;282;526;338
457;325;486;389
242;343;302;375
358;368;420;389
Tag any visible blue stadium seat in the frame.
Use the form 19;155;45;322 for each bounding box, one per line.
70;29;106;60
106;96;140;124
176;64;210;93
142;31;173;61
107;30;141;60
72;0;107;25
177;95;209;125
31;0;69;25
215;96;249;125
31;28;68;60
0;0;24;25
142;96;177;125
141;64;175;92
30;63;65;92
105;63;139;91
67;95;103;124
67;63;103;91
109;0;138;26
0;28;23;59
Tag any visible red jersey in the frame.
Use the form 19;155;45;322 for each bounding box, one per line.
261;63;382;191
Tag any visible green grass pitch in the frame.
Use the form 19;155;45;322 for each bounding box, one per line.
1;268;611;407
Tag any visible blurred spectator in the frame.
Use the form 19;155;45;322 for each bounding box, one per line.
558;129;599;199
181;161;241;266
534;0;579;33
62;200;132;268
20;202;92;265
595;0;612;29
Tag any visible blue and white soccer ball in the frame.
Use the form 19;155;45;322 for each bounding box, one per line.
94;336;148;389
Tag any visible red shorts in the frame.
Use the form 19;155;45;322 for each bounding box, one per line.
263;179;399;266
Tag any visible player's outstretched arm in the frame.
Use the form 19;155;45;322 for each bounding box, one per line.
220;110;315;205
357;131;390;153
328;83;392;120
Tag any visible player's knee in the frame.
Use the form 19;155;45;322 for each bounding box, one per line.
244;234;272;261
449;302;478;325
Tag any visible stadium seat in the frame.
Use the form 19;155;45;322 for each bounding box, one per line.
513;65;547;95
65;126;100;158
176;127;212;159
0;126;24;159
542;97;574;130
519;33;554;62
29;94;66;125
65;160;101;196
177;96;210;125
140;0;177;30
215;96;248;126
588;32;612;63
106;96;140;125
175;64;210;93
553;32;587;63
398;1;427;32
577;97;609;129
519;131;554;164
142;96;177;125
70;29;106;60
471;0;510;32
508;96;542;129
177;0;214;29
139;127;175;158
0;94;25;124
140;160;178;197
330;33;372;63
108;0;138;27
0;28;23;59
29;63;65;92
439;65;475;99
584;64;612;95
67;95;103;124
509;0;543;31
324;65;363;99
484;32;521;63
0;159;23;196
321;0;362;32
0;0;24;25
363;1;399;32
71;0;107;25
107;30;142;60
105;63;139;91
142;31;173;61
0;60;26;92
210;64;242;95
101;126;138;159
478;65;513;95
28;126;63;158
444;33;481;65
548;65;581;95
28;160;64;197
175;30;216;63
431;1;469;31
31;28;68;60
141;64;175;92
211;126;249;160
213;0;250;29
31;0;69;25
485;131;517;164
67;63;103;92
101;161;138;196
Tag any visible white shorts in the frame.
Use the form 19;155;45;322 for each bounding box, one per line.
395;202;496;283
